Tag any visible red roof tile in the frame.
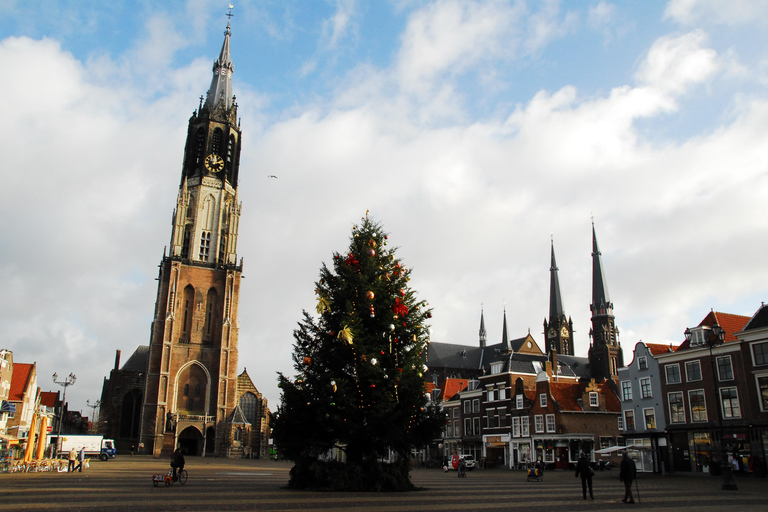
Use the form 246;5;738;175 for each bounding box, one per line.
9;363;33;402
646;343;676;356
441;378;468;400
548;381;582;411
39;391;58;408
698;311;750;343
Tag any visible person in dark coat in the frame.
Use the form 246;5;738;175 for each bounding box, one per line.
575;452;593;500
170;447;185;481
619;452;637;504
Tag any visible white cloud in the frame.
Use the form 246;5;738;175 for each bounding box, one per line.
664;0;768;27
322;0;358;49
635;30;719;95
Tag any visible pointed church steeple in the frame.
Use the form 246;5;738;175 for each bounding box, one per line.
544;238;573;355
588;222;623;382
205;21;235;113
479;306;487;348
502;305;512;353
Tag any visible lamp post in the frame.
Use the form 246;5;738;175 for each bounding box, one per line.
52;372;76;457
86;399;101;434
685;322;738;491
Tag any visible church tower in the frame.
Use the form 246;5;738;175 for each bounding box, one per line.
543;239;574;356
587;224;623;382
139;20;244;457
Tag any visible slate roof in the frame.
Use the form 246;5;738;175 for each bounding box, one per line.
122;346;150;372
9;362;33;401
428;337;538;372
744;303;768;331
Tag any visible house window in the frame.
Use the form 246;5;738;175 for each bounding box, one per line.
452;408;459;418
487;389;494;402
717;356;734;381
644;408;656;430
624;410;635;431
621;381;632;401
464;418;472;436
665;364;681;384
463;401;471;414
473;417;480;436
512;416;520;437
691;329;708;347
516;394;524;410
454;420;460;437
720;387;741;418
540;394;547;407
498;407;506;427
689;389;707;422
640;377;652;399
668;391;685;423
757;376;768;412
521;416;530;436
535;415;544;433
473;399;480;413
546;414;556;433
491;362;502;374
638;356;648;370
498;387;506;401
486;409;495;428
589;392;599;407
685;360;702;382
495;409;502;427
754;342;768;366
618;416;624;431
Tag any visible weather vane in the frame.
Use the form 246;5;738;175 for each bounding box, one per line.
227;4;234;20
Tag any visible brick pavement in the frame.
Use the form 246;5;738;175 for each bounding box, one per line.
1;457;766;511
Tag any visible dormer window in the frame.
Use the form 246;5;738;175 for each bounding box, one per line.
491;362;503;375
689;328;709;347
589;392;599;407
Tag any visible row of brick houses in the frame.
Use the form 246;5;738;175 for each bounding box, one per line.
621;306;768;476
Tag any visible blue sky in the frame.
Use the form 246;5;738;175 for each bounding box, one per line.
2;0;768;413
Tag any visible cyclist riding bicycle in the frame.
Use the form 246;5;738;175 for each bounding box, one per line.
170;448;185;482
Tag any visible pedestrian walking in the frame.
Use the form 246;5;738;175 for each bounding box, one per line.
67;447;77;473
619;452;637;504
76;447;85;472
575;452;594;500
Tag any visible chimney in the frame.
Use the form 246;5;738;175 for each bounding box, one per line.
114;349;121;371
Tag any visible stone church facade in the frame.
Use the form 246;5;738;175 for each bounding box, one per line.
100;21;269;459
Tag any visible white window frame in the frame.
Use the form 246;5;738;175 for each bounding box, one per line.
473;399;480;413
689;389;708;422
716;355;734;382
521;416;530;436
534;414;544;433
665;364;681;384
498;387;506;401
640;377;652;399
487;388;494;402
668;391;685;423
464;417;472;436
643;408;656;430
545;414;556;433
752;341;768;366
512;416;520;437
755;374;768;412
685;360;702;382
618;416;624;431
463;401;471;414
624;409;635;431
452;408;459;418
589;392;599;407
497;407;506;428
621;380;632;401
638;356;648;370
516;394;523;410
720;386;741;419
539;393;547;407
473;417;481;436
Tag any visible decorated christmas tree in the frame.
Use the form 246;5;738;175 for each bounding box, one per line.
273;215;444;491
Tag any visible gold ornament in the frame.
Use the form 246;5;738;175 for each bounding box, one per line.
316;296;330;314
338;325;354;345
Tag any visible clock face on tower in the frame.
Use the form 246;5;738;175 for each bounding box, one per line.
561;326;569;338
204;154;224;173
548;328;556;338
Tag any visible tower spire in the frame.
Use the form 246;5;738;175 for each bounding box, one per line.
479;305;487;348
591;222;612;316
549;238;565;321
205;20;235;113
502;303;511;352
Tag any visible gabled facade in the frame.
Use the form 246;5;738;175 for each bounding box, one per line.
6;362;37;443
617;341;675;472
657;311;751;474
0;350;13;438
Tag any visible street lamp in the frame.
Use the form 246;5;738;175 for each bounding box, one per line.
52;372;76;457
86;399;101;434
685;322;738;491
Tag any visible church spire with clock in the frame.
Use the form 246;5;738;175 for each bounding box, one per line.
587;223;624;382
543;239;574;356
139;20;245;458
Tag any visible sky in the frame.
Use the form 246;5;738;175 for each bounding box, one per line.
2;0;768;417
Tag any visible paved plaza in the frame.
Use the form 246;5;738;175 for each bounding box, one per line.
2;457;767;511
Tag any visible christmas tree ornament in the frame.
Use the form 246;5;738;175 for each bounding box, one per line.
368;248;376;257
303;357;312;365
366;291;374;300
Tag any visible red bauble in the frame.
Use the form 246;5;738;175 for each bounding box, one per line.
366;291;374;300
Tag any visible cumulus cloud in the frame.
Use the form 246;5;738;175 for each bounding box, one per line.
664;0;768;27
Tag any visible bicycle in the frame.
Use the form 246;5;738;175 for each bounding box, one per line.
152;467;187;487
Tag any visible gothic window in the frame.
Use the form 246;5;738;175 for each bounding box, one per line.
182;285;194;340
212;128;222;154
183;384;189;397
239;392;258;424
234;427;242;442
226;135;235;174
182;229;191;258
218;234;227;263
199;231;211;260
177;364;207;415
203;288;218;344
195;129;205;166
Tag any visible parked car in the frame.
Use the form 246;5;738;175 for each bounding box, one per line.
461;455;476;470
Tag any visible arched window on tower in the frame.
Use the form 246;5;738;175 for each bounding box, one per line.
181;285;194;343
203;288;219;345
212;128;223;155
226;135;235;180
194;129;205;167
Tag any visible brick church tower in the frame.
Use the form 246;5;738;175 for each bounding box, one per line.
138;20;244;457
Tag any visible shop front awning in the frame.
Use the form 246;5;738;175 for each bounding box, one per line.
1;400;15;414
594;444;651;455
